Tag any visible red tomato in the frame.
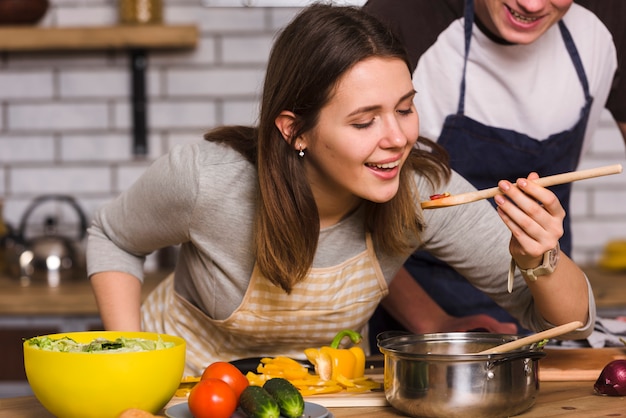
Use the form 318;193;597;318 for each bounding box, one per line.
201;361;249;398
188;378;237;418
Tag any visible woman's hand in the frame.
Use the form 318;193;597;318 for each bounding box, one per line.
494;172;590;328
493;172;565;269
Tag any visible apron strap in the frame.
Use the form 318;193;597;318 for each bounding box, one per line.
558;20;592;102
458;0;475;115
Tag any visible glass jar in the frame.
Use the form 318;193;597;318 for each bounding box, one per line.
118;0;163;25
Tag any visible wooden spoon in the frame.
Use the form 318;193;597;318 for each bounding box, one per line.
421;164;623;209
476;320;583;355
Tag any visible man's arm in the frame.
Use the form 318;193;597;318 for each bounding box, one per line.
382;268;517;334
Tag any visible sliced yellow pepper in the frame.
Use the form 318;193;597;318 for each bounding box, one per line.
305;330;366;381
242;329;379;397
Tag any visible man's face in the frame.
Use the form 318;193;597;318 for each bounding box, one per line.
475;0;574;44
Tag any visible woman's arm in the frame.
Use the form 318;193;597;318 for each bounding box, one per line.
494;173;590;326
91;271;143;331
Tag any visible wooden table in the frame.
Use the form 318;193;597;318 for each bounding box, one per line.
0;381;624;417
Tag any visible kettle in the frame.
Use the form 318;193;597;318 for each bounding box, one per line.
13;195;88;287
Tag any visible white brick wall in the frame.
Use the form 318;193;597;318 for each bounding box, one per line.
0;1;624;267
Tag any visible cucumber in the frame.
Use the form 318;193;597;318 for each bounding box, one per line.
239;385;281;418
263;378;305;418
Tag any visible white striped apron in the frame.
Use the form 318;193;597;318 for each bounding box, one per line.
141;234;388;376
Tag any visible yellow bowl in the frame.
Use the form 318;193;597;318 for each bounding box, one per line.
23;331;186;418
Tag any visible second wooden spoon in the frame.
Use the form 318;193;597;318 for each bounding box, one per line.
476;320;583;355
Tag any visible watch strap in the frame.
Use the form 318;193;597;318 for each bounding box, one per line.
508;243;560;291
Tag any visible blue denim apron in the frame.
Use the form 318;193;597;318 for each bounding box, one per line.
369;0;592;344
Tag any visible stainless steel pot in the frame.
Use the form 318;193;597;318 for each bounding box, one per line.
377;332;546;418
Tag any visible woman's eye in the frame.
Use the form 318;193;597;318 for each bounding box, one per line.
352;120;374;129
397;107;414;116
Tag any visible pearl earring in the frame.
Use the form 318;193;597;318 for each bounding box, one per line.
298;144;305;158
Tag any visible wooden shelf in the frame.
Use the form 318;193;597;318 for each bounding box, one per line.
0;24;199;155
0;24;198;52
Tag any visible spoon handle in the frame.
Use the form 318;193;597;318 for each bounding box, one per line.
477;320;583;355
421;164;623;209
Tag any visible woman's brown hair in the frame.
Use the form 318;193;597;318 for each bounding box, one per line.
206;4;450;292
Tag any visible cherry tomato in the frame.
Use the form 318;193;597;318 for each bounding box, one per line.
201;361;249;398
188;378;237;418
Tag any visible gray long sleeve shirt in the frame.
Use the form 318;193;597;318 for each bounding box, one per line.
87;140;595;338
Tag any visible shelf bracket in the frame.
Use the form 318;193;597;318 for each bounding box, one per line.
130;48;148;156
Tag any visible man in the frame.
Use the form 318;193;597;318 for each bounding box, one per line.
364;0;625;344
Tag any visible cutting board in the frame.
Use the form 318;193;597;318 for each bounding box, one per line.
539;347;626;381
304;390;388;408
302;371;387;407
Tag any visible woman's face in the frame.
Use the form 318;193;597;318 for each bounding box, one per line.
300;57;418;215
475;0;574;44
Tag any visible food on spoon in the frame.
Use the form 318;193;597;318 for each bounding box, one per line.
263;378;305;418
239;385;281;418
594;359;626;396
25;336;174;352
429;192;451;200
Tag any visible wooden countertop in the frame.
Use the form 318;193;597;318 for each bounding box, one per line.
1;266;623;317
0;380;624;418
582;266;626;311
0;271;169;316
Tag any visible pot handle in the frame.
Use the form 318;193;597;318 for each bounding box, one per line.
376;330;412;344
17;195;88;242
488;348;547;367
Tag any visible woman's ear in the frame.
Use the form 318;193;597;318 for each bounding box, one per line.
275;111;297;145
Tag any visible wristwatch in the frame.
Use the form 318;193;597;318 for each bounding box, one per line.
518;243;561;281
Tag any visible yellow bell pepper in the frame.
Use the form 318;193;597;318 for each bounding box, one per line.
304;330;366;381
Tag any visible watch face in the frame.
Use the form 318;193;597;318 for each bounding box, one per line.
549;246;560;267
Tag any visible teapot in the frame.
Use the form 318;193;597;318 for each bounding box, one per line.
13;195;88;287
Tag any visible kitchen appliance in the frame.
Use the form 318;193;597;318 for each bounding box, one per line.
12;194;88;286
377;332;546;418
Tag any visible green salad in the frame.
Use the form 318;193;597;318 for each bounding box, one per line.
26;336;175;353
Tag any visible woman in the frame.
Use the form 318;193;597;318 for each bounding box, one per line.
87;4;594;375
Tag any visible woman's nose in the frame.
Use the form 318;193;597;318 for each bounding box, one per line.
382;126;407;148
381;117;412;148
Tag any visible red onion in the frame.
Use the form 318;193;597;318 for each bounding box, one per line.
594;360;626;396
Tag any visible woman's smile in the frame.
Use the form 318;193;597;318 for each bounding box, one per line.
365;156;403;180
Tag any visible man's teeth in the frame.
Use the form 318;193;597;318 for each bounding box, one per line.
507;6;539;23
367;161;400;169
